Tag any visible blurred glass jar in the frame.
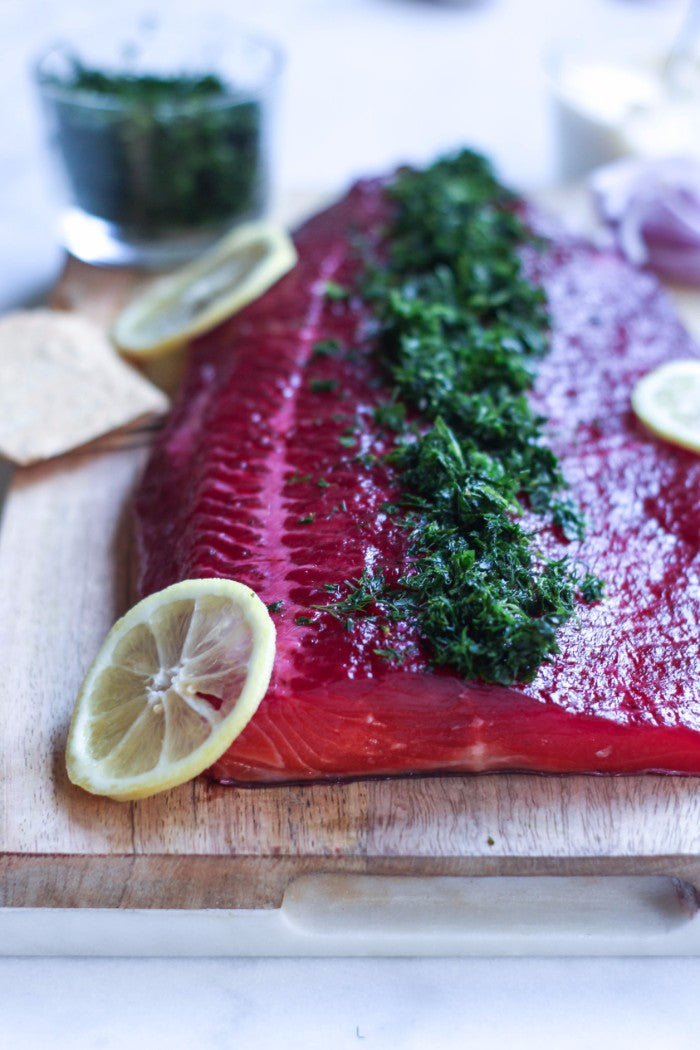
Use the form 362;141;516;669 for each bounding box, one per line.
545;29;700;183
34;17;283;267
546;37;661;182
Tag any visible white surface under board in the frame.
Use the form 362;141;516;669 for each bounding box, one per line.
1;955;700;1050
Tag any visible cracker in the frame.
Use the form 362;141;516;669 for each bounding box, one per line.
0;309;170;465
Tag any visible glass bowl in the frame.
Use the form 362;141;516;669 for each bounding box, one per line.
34;16;283;267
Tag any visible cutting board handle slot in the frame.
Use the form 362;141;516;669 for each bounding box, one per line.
280;873;700;953
1;875;699;956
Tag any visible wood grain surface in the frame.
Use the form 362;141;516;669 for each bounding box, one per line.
2;192;700;910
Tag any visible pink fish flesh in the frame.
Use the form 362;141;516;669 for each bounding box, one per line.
134;177;700;783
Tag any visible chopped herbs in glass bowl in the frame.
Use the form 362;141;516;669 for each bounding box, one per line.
34;18;282;267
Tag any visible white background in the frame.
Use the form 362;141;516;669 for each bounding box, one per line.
2;0;700;1047
1;0;691;307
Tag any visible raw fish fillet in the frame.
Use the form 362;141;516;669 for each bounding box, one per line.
134;178;700;783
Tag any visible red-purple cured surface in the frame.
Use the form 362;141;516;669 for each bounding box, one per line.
134;180;700;783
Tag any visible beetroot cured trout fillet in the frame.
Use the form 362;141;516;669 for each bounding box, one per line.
134;177;700;783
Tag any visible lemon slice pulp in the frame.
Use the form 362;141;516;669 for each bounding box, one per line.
66;579;275;800
631;359;700;455
112;221;297;358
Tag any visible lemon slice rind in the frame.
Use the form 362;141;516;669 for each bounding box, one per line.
631;359;700;455
111;221;297;358
66;578;275;801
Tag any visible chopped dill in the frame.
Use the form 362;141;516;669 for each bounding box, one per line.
313;567;385;619
580;572;605;603
373;400;407;432
310;378;339;393
312;149;603;685
312;338;342;358
324;281;350;301
373;647;406;664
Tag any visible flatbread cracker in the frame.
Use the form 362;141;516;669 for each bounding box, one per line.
0;309;169;465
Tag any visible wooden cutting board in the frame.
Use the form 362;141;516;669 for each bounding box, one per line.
2;195;700;913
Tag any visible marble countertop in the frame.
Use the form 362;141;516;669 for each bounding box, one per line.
2;954;700;1050
2;0;700;1046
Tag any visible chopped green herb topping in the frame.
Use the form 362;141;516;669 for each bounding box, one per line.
580;572;605;603
373;647;406;664
373;400;407;433
312;338;342;358
316;149;603;685
310;378;339;393
313;567;384;621
267;601;284;614
324;281;350;301
297;513;315;525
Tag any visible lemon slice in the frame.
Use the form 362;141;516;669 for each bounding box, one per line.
112;221;297;358
66;579;275;800
631;359;700;455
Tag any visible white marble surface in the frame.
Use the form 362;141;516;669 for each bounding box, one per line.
2;956;700;1050
3;0;700;1046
